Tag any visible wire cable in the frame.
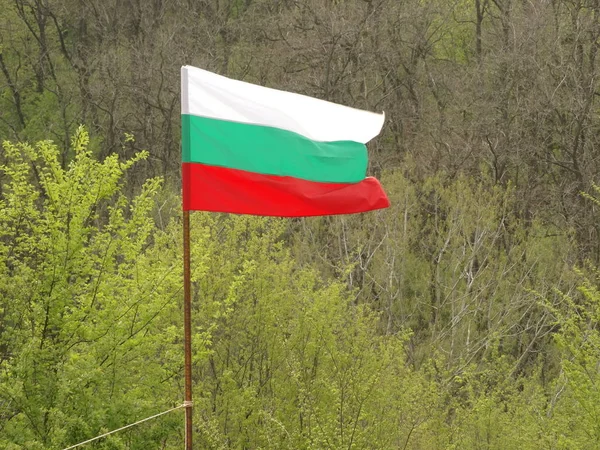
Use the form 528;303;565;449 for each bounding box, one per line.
61;403;187;450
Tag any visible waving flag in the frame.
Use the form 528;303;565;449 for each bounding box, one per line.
181;65;389;217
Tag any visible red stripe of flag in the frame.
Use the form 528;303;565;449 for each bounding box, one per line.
182;163;389;217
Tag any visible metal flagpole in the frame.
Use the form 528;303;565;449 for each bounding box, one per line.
182;210;193;449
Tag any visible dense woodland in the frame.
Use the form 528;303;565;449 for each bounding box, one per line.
2;0;600;448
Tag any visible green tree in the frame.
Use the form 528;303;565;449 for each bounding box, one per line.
0;128;183;449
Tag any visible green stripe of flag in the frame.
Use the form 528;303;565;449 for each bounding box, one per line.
182;114;368;183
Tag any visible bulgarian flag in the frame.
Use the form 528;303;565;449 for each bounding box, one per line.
181;66;390;217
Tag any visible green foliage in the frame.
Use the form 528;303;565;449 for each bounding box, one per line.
183;213;442;448
0;128;182;449
4;0;600;446
541;266;600;449
536;187;600;448
2;130;600;447
0;131;449;448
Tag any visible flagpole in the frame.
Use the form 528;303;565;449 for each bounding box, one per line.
182;209;193;450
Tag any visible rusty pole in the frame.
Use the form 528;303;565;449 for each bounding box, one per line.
183;210;193;449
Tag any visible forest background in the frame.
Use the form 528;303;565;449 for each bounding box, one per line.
2;0;600;448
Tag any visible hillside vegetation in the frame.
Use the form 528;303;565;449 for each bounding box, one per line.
2;1;600;448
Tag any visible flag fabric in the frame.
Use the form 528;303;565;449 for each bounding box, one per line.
181;65;390;217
